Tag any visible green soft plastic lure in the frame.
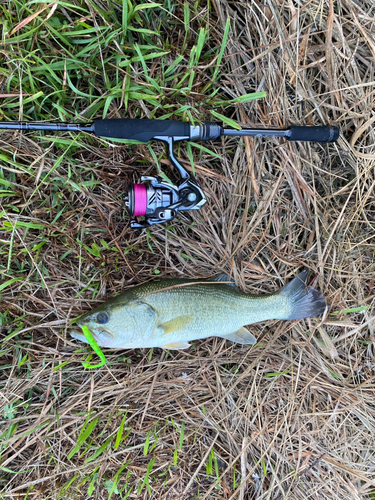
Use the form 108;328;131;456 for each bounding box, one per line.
81;325;107;368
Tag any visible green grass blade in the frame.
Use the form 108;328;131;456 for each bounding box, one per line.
179;421;185;449
114;414;128;450
210;110;241;130
122;1;128;38
231;92;267;103
213;18;230;80
331;306;370;315
189;142;222;159
86;434;113;463
196;28;206;63
68;417;98;460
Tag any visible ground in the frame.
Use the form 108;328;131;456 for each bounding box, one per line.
0;0;375;499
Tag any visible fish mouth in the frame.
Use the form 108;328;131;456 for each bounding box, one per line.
70;328;87;343
70;325;115;346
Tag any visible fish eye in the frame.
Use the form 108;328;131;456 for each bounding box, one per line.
96;312;109;325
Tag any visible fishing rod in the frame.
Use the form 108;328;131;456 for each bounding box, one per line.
0;118;339;228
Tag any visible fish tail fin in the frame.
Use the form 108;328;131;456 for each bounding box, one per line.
278;270;329;320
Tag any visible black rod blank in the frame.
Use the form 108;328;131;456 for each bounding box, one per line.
0;122;94;133
223;128;290;138
223;125;339;142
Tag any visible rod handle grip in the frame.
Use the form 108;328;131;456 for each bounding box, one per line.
93;119;190;142
288;126;339;143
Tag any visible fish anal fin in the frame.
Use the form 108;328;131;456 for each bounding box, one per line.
161;341;191;350
159;315;194;335
221;327;257;345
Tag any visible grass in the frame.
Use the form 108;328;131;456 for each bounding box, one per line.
1;0;375;498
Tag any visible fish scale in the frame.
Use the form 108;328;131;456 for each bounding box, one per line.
141;285;283;342
71;271;328;350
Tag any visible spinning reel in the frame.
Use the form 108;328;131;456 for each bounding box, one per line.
124;136;206;229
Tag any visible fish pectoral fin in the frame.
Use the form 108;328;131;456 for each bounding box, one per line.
161;341;191;350
221;327;257;345
158;315;194;335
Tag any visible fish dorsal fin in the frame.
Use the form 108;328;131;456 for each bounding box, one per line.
161;341;191;350
221;327;257;345
210;273;237;287
158;315;194;335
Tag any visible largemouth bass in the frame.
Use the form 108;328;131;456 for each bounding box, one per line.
71;270;328;350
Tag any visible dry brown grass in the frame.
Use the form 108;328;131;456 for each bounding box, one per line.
1;0;375;498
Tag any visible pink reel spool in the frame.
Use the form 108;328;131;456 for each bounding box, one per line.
133;183;147;217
